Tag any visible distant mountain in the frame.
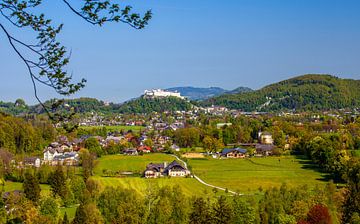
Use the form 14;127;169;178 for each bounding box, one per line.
226;86;253;95
204;74;360;112
166;86;252;100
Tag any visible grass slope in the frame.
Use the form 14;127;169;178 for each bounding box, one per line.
94;153;175;175
188;155;328;193
92;176;210;197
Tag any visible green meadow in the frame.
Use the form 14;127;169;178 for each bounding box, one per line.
94;153;176;175
188;155;328;193
79;125;144;133
92;176;211;197
93;153;222;197
4;181;51;197
2;154;329;220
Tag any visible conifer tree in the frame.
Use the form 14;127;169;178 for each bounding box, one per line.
23;172;41;204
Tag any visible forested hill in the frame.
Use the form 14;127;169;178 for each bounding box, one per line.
1;97;193;115
117;97;193;114
204;74;360;111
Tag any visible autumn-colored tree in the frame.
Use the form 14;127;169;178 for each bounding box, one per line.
307;204;332;224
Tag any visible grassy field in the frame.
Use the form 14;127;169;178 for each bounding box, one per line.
60;206;78;221
94;154;328;195
93;153;225;196
79;125;144;133
4;181;78;220
92;176;212;197
94;153;176;175
4;181;51;197
188;155;328;194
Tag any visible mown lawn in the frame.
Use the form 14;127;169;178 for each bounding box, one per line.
79;125;144;133
94;153;176;175
188;155;328;193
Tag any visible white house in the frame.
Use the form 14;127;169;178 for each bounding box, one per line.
258;131;274;145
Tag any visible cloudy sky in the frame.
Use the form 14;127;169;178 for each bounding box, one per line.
1;0;359;104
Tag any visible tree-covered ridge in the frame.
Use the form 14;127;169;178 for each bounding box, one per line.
0;96;193;115
205;74;360;111
0;113;55;154
30;97;115;114
117;97;193;114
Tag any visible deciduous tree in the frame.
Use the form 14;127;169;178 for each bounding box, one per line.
0;0;151;119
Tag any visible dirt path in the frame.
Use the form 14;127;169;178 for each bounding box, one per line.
170;154;241;195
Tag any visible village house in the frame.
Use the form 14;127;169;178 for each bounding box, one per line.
137;145;152;153
43;147;63;162
144;160;190;178
221;148;247;158
105;136;124;144
258;131;274;145
123;148;138;156
43;142;79;166
23;157;41;168
255;144;275;156
170;144;180;152
52;152;79;166
144;163;165;178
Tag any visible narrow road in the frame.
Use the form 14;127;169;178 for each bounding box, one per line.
170;154;241;195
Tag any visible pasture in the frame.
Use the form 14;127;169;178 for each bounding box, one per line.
92;176;212;197
188;155;328;194
94;153;176;175
94;153;226;197
79;125;144;133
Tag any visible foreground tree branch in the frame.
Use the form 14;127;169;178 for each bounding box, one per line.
0;0;152;124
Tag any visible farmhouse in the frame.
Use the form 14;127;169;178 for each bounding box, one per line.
164;160;190;177
221;148;247;158
255;144;275;156
144;160;190;178
144;163;165;178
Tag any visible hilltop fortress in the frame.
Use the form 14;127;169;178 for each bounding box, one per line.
144;89;185;99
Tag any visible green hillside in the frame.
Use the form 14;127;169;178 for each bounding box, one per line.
205;74;360;111
117;96;193;114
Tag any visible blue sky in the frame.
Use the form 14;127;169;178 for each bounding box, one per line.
1;0;360;104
